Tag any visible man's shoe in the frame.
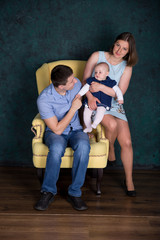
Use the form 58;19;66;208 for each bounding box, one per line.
34;192;54;211
67;194;88;211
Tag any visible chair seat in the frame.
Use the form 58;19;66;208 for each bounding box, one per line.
32;139;109;169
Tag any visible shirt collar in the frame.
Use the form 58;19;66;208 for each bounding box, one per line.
51;84;69;100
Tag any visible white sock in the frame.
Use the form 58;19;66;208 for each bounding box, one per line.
91;123;97;129
83;127;92;133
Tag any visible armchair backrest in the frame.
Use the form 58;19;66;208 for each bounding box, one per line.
36;60;86;94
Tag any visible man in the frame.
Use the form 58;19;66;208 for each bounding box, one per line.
35;65;90;211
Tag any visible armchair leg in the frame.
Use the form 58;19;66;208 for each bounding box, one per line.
96;168;103;195
37;168;44;185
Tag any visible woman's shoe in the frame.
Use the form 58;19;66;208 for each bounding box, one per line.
122;180;136;197
107;160;116;166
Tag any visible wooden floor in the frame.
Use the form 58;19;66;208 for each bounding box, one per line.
0;166;160;240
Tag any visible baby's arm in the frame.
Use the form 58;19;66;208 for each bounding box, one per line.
78;83;90;97
113;85;124;104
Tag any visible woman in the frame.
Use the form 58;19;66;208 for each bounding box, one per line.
82;32;138;196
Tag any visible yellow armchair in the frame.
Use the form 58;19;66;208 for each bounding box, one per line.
31;60;109;194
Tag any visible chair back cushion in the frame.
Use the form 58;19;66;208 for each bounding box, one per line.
36;60;86;94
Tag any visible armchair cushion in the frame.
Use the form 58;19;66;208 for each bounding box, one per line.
32;114;109;169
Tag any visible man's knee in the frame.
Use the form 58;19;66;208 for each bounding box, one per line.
75;138;90;158
78;137;90;149
49;142;66;157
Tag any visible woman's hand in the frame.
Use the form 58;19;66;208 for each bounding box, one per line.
87;93;100;110
89;81;102;93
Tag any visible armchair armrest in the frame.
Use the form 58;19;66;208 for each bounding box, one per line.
31;113;46;144
96;124;108;144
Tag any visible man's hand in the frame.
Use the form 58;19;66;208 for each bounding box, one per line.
71;97;82;111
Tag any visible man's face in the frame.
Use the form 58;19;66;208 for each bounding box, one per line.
64;74;77;90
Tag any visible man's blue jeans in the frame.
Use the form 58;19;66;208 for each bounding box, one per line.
41;130;90;197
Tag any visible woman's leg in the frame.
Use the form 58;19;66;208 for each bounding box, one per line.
116;119;135;191
101;115;118;161
102;115;135;191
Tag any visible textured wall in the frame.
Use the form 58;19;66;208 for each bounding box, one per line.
0;0;159;167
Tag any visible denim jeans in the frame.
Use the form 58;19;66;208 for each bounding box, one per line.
41;129;90;197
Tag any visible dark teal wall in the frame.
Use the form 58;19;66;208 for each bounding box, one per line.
0;0;160;167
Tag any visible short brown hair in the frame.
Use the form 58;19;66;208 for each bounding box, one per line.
110;32;138;66
51;65;73;87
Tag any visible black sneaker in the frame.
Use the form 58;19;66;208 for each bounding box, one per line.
67;194;88;211
34;192;54;211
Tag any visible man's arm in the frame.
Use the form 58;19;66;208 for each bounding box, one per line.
44;97;82;135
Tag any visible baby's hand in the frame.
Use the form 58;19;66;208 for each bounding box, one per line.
118;100;124;104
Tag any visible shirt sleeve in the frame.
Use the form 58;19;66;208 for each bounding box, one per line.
113;85;124;101
78;83;90;96
37;95;55;120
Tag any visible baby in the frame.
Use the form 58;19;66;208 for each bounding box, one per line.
77;62;124;133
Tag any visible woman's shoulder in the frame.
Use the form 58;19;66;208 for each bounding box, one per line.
89;51;109;63
90;51;99;58
86;51;109;71
87;51;99;64
90;51;109;57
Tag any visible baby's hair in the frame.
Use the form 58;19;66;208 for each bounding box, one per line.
96;62;110;72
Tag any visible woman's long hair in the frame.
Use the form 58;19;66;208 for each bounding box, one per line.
110;32;138;66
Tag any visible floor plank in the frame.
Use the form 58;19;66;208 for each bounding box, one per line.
0;167;160;239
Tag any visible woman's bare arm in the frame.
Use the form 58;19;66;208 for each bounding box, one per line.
89;81;116;97
82;51;99;85
118;66;132;95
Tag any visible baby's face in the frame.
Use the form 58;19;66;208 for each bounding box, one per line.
94;65;109;81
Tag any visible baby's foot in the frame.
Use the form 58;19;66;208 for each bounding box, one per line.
83;127;92;133
91;123;97;129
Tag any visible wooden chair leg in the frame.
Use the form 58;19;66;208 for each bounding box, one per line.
96;168;103;195
37;168;44;185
